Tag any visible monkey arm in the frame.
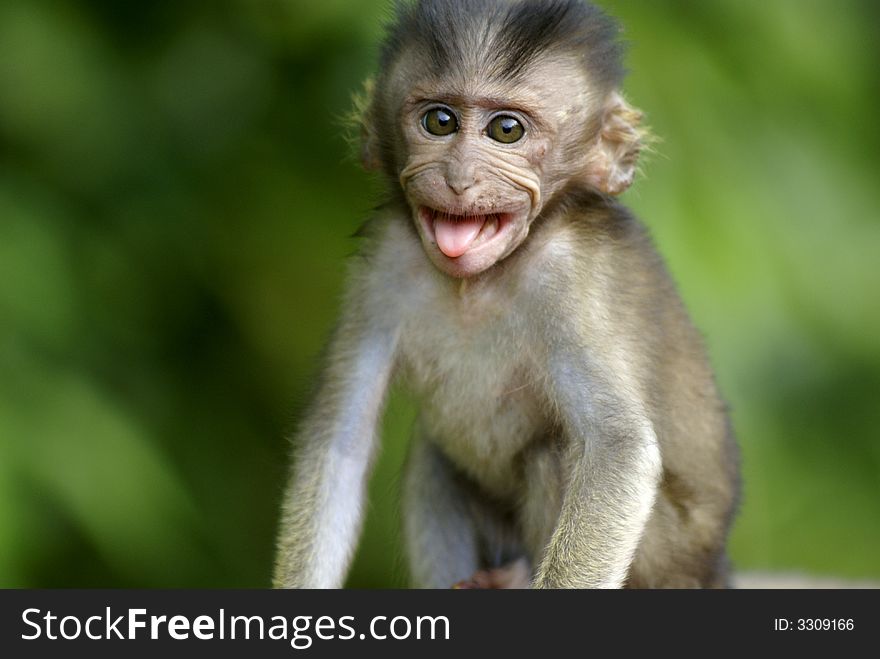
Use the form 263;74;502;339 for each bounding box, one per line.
273;281;400;589
533;351;662;589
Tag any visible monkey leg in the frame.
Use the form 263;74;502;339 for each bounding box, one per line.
517;442;565;579
402;429;522;588
626;485;732;588
402;434;480;588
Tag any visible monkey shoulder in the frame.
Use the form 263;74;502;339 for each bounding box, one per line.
343;210;429;318
521;200;669;303
564;200;663;271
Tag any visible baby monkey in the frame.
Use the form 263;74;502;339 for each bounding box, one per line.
274;0;738;589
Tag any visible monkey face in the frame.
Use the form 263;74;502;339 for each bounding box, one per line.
398;104;538;278
393;59;601;278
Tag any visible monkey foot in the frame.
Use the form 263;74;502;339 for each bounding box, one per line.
452;558;531;589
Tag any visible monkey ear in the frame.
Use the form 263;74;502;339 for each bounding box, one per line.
360;126;382;172
350;78;382;172
584;92;646;196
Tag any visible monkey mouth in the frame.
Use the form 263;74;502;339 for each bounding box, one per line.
418;206;514;259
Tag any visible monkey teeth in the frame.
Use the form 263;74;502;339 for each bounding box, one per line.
428;209;503;258
481;215;500;241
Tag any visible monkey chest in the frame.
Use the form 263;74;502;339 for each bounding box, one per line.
397;307;546;491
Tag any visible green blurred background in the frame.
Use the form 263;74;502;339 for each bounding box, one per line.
1;0;878;588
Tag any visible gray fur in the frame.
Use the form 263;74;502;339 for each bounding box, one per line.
274;0;738;589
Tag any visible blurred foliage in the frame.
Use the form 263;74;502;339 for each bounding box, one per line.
0;0;877;588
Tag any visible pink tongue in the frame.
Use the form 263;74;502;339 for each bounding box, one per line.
433;216;486;258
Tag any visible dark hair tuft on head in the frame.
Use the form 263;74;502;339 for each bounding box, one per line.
379;0;625;87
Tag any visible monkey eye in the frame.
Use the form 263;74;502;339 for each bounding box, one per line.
487;115;525;144
421;107;458;136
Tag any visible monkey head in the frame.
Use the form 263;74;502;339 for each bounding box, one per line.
359;0;646;278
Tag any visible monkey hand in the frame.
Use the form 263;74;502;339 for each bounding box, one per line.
452;558;531;589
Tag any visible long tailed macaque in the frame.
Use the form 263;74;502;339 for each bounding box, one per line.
274;0;739;589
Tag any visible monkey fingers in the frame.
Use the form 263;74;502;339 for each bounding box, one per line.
452;558;531;590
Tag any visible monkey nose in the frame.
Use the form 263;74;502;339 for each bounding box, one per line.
447;180;472;195
445;171;478;195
